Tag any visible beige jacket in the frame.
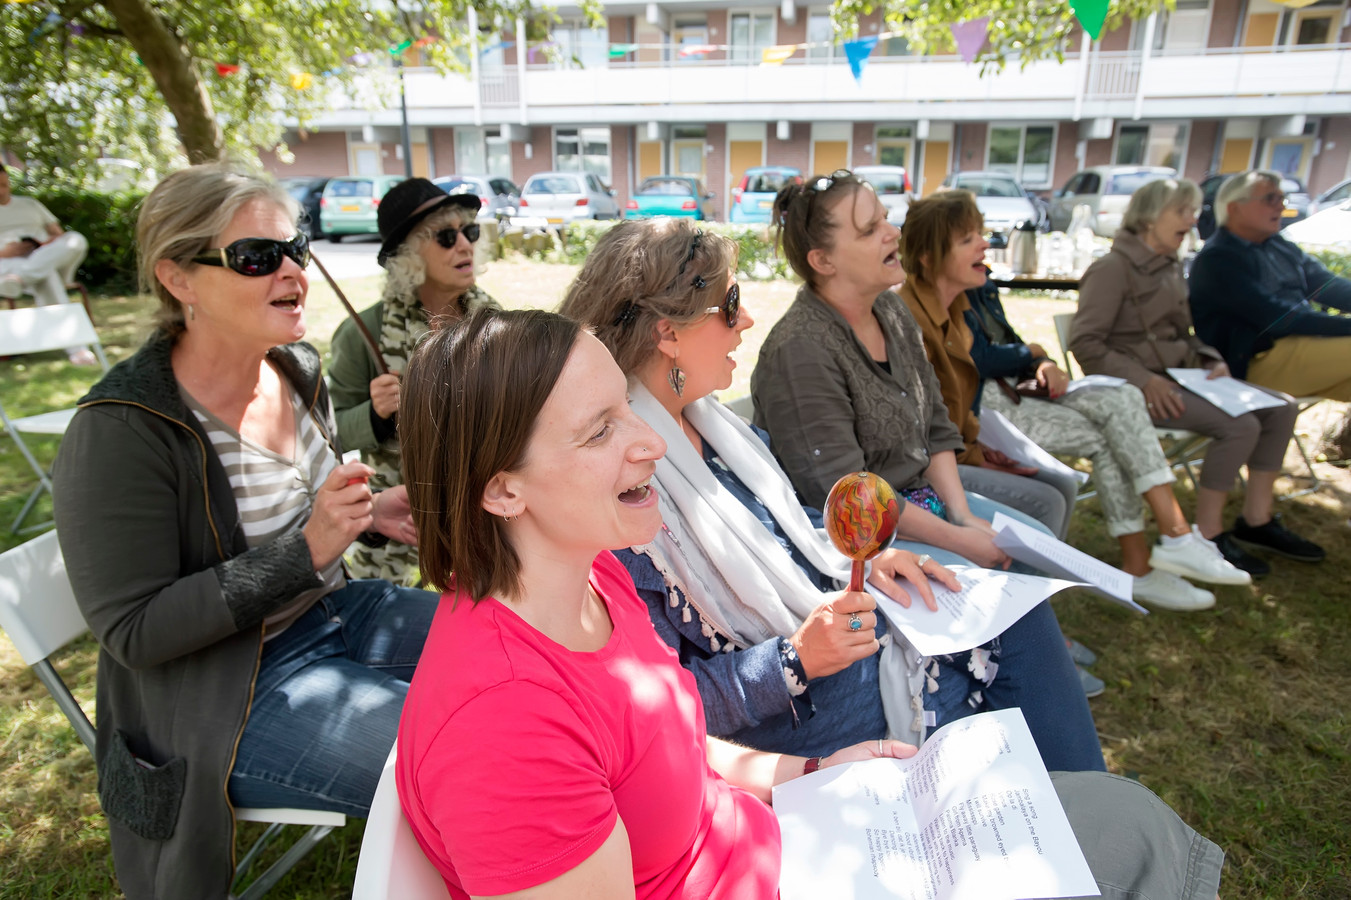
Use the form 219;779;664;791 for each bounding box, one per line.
1069;229;1223;387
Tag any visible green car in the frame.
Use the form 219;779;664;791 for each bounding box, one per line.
624;176;715;220
320;175;406;241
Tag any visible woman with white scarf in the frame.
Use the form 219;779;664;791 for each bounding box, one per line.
558;219;1105;772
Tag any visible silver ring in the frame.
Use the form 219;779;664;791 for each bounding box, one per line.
916;554;932;569
848;612;863;631
877;738;884;755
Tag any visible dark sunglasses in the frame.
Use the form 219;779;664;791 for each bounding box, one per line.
192;234;310;277
703;282;740;328
434;224;481;248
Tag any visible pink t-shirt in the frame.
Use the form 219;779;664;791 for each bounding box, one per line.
397;551;781;899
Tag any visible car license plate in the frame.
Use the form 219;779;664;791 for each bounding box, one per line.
547;217;563;224
340;204;360;212
1282;207;1297;217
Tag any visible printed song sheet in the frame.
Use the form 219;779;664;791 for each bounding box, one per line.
978;409;1090;485
869;565;1084;656
1165;368;1289;417
775;709;1100;900
990;513;1144;612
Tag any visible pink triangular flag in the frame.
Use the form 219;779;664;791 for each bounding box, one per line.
949;16;989;64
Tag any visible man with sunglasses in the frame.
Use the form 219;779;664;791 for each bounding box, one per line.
1189;169;1351;402
329;177;499;584
0;165;97;363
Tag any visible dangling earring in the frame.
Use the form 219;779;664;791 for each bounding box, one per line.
187;304;195;321
667;350;686;398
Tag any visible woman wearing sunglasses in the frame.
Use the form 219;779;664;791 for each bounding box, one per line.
558;218;1104;773
328;177;499;584
51;164;439;900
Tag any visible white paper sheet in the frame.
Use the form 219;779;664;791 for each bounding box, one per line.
869;565;1085;656
1064;373;1128;393
775;709;1100;900
978;409;1091;486
991;512;1145;612
1165;368;1289;417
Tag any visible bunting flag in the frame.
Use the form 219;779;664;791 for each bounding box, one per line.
843;36;878;83
760;44;796;65
348;52;373;66
28;11;63;42
479;40;510;56
1070;0;1109;40
413;36;439;47
215;63;241;77
527;41;557;64
609;43;638;58
1272;0;1320;6
949;16;989;63
389;39;413;55
289;72;314;90
67;21;84;35
678;44;716;58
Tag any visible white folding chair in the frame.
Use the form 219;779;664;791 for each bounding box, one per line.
352;746;450;900
0;305;110;533
0;231;92;319
0;531;346;900
1052;312;1210;491
1282;396;1326;498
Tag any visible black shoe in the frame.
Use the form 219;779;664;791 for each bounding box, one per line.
1232;514;1326;562
1212;531;1271;578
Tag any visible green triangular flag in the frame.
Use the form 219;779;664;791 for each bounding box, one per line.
1070;0;1109;40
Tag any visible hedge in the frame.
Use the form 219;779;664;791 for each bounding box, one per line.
6;176;147;294
552;219;793;281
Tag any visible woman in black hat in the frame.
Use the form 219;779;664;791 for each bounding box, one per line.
329;177;501;583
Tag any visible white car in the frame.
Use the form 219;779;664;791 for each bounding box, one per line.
515;171;622;225
1282;198;1351;250
853;165;914;226
1049;166;1176;237
940;171;1044;238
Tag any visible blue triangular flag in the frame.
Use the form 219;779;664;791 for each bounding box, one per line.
843;36;879;82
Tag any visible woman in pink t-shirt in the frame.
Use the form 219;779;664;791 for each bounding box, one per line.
397;307;911;899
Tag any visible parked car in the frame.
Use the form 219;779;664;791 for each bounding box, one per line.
431;174;521;221
320;175;406;241
516;171;622;224
1281;197;1351;250
1197;173;1311;240
854;165;914;226
1048;165;1176;236
730;166;802;223
625;176;715;220
939;170;1045;237
1309;177;1351;216
280;176;330;238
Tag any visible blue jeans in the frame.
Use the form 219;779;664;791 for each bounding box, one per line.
228;579;439;816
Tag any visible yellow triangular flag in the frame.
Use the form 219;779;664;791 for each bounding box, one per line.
760;45;796;65
290;72;314;91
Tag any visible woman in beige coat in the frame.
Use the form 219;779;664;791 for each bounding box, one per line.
1070;177;1321;577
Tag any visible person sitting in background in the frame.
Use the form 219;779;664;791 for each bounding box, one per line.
1073;176;1323;576
1189;169;1351;401
397;305;1225;900
559;217;1105;772
0;165;95;364
962;222;1243;610
51;164;438;899
328;177;499;584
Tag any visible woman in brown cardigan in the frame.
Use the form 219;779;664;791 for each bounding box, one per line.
1070;177;1322;575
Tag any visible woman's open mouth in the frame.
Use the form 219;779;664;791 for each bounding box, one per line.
618;477;655;505
271;295;301;311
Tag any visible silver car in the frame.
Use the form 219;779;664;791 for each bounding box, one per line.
515;171;622;225
853;165;914;226
1048;165;1176;236
940;171;1044;238
431;174;521;222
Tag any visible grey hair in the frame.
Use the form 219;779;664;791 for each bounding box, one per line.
1215;170;1281;228
137;163;298;339
1121;178;1203;235
380;204;482;305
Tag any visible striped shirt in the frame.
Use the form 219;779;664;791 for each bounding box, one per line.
184;384;346;639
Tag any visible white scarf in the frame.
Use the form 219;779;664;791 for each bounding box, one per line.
627;381;928;745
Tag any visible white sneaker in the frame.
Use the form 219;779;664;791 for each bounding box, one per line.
1149;528;1252;586
1132;570;1216;611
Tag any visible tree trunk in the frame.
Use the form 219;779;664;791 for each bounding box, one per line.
101;0;223;163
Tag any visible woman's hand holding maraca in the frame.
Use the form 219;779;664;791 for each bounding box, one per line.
789;592;880;681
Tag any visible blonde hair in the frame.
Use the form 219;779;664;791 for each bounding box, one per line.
1215;170;1282;228
1121;178;1202;235
557;218;737;375
137;163;297;339
380;204;481;305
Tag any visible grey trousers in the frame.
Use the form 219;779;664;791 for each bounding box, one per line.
958;462;1076;541
1153;385;1298;492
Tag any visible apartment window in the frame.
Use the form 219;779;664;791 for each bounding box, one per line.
878;33;911;57
730;11;775;64
1131;0;1209;52
455;127;487;174
674;17;709;61
1115;123;1188;170
1291;8;1336;45
673;126;707;178
987;125;1054;187
876;125;914;168
553;19;608;69
806;9;836;59
555;127;612;182
486;133;512;178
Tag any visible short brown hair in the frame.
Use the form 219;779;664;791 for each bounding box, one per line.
557;218;737;375
771;170;872;289
400;306;581;598
900;191;984;285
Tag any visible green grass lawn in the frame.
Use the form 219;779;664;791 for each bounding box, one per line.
2;262;1349;898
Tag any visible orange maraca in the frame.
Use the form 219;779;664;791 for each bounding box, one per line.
824;471;902;592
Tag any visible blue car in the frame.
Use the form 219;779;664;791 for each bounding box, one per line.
730;166;802;223
625;176;715;220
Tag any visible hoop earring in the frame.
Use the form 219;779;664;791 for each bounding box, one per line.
667;364;686;398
